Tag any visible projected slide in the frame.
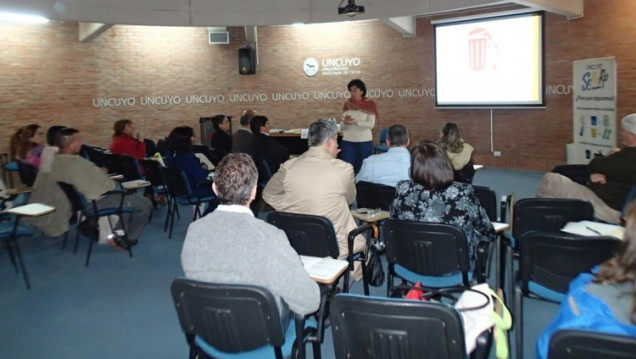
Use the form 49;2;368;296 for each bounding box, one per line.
435;12;544;107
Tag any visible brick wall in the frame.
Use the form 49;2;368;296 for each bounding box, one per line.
1;0;634;172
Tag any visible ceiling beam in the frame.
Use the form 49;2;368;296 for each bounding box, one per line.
511;0;583;18
78;22;113;42
384;16;416;37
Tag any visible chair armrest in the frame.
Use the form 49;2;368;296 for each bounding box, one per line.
347;222;373;260
473;239;493;284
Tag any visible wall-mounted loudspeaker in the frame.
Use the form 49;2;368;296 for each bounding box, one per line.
238;48;256;75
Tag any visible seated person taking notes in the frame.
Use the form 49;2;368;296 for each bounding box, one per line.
181;153;320;328
356;124;411;187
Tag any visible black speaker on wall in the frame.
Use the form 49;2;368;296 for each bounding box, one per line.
238;48;256;75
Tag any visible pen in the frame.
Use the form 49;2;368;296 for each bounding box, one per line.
585;226;602;235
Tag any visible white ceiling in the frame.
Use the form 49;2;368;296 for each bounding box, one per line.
0;0;582;27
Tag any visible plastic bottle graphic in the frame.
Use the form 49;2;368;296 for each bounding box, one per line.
468;28;491;71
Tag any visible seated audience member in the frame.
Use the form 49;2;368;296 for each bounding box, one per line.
51;128;152;248
109;119;146;162
10;124;45;168
249;115;290;173
181;153;320;328
40;125;66;173
536;199;636;359
165;126;217;213
208;114;232;153
356;124;410;187
263;119;366;280
537;114;636;224
438;122;475;183
390;142;494;270
232;109;256;153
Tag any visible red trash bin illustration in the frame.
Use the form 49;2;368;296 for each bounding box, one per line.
468;28;491;70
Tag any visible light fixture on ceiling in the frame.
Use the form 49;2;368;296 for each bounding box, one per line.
0;12;49;24
338;0;365;17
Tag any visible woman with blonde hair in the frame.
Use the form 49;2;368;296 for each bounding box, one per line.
438;122;475;183
536;199;636;358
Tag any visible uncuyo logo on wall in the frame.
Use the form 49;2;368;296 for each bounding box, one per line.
303;57;362;77
303;58;319;76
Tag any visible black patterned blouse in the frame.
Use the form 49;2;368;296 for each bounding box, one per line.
390;180;495;270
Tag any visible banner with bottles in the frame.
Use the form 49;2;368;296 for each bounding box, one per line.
569;57;617;164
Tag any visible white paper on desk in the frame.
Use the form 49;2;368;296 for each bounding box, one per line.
122;180;151;190
561;220;624;239
300;255;348;281
6;203;54;216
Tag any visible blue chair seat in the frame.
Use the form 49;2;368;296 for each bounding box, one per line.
0;222;34;239
2;161;18;171
528;281;565;303
195;318;317;359
394;264;473;288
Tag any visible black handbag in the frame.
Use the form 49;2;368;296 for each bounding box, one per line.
365;246;385;287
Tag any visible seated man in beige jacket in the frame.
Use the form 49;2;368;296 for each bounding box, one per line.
262;119;366;280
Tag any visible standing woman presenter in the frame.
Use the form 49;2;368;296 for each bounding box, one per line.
341;79;377;173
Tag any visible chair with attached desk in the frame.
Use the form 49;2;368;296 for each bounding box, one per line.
103;153;142;182
170;278;320;359
80;144;106;168
504;198;594;299
513;231;621;359
162;167;216;239
385;220;491;296
57;182;134;267
267;211;373;346
140;159;170;222
548;329;636;359
0;211;36;289
330;293;491;359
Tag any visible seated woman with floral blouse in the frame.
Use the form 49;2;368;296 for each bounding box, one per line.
390;141;495;270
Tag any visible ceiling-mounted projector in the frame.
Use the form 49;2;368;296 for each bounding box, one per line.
338;0;365;17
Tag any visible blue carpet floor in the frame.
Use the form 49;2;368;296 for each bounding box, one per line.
0;167;553;358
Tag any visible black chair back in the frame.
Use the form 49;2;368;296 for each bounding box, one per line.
330;294;467;359
385;220;470;285
143;138;157;158
519;231;620;296
16;161;38;187
103;153;142;181
548;329;636;359
355;181;396;211
267;211;340;258
512;198;594;248
170;278;287;358
551;164;590;186
81;144;105;167
141;159;167;188
473;185;497;222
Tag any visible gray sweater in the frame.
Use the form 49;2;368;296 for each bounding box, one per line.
181;206;320;317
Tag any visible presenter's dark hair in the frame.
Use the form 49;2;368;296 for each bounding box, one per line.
213;153;258;205
167;126;194;153
388;124;409;147
347;79;367;97
47;126;66;146
112;119;132;138
308;119;337;147
438;122;464;153
250;115;268;134
211;115;227;132
410;142;454;190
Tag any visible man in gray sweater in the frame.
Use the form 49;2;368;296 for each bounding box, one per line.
181;153;320;326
